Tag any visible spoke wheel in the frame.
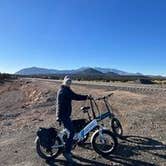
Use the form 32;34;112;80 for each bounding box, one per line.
36;137;62;160
91;130;118;156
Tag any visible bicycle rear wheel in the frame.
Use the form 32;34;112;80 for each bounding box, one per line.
36;136;62;160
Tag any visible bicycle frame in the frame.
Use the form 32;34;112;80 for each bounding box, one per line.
76;119;98;140
88;95;115;123
74;96;115;141
49;117;111;150
54;119;99;148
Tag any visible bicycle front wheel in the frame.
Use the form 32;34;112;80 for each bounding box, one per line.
91;130;118;156
111;118;123;138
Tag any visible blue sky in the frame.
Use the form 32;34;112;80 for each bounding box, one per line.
0;0;166;75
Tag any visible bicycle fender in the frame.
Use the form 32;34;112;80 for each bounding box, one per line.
90;128;110;143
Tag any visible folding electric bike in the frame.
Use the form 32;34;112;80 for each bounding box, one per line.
35;93;122;160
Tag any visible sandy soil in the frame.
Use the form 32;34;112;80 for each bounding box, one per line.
0;78;166;166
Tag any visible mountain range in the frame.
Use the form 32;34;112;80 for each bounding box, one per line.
15;67;143;76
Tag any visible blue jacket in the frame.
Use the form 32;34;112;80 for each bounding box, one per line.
56;85;88;120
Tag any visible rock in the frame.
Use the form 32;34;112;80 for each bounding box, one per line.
25;81;31;84
21;105;26;109
46;97;54;102
14;150;18;153
3;121;12;126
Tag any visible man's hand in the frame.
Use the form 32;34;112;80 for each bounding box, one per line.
87;94;92;100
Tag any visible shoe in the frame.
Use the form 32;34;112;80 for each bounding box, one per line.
63;152;74;164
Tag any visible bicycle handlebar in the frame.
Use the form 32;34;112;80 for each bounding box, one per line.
88;93;114;101
95;93;114;101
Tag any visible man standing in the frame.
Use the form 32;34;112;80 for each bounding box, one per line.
56;76;88;163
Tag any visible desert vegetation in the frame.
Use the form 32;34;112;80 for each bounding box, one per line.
19;73;166;85
0;73;17;83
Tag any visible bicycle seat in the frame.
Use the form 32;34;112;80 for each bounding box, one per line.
80;106;90;111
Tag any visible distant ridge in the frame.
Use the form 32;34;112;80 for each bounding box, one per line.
94;67;142;76
74;68;103;75
15;66;142;76
15;67;58;75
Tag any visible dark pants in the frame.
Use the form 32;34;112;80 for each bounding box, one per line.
61;118;75;153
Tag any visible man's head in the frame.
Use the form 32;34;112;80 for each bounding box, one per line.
63;75;72;87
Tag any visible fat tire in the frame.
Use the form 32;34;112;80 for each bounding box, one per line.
36;137;62;160
111;118;123;138
91;130;118;156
